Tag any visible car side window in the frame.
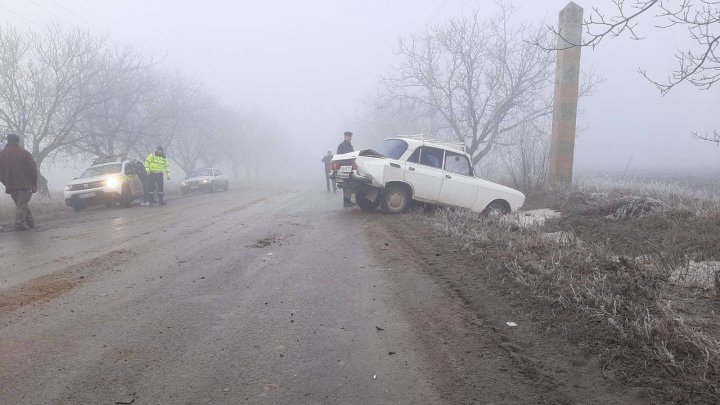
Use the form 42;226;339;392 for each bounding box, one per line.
444;152;472;176
419;147;444;169
407;148;420;163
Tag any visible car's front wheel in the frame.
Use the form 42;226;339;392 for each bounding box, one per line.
380;185;411;214
356;193;379;211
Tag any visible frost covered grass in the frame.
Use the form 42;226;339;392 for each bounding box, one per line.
427;181;720;403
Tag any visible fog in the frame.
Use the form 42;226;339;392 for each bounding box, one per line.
2;0;718;190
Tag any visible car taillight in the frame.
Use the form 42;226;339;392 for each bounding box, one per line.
330;162;340;171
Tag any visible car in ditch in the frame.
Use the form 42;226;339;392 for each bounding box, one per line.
180;168;229;194
63;157;144;211
329;136;525;214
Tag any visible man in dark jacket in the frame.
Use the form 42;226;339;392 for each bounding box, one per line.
321;150;336;193
0;134;38;231
337;131;354;154
336;131;354;207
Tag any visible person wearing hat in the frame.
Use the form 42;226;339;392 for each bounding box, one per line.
336;131;354;207
144;146;171;205
0;134;38;231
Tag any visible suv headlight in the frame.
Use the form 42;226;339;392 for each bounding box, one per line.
201;179;209;184
105;177;121;189
181;181;187;187
64;185;71;191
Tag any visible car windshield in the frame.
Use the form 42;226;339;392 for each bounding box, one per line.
191;169;213;177
79;163;122;178
375;139;409;160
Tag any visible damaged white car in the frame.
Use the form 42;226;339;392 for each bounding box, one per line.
329;136;525;214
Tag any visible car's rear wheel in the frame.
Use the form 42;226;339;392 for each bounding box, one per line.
119;184;133;207
356;193;379;211
482;200;510;217
380;185;411;214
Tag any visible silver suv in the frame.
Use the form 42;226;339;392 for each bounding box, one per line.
63;158;144;211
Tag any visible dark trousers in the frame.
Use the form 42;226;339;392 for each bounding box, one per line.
148;173;164;202
10;189;33;227
138;175;151;203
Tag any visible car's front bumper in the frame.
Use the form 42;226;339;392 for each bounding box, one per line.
64;188;121;206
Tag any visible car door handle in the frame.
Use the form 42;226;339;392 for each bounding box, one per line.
408;167;416;171
445;175;452;179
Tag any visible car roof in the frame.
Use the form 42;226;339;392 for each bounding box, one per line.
386;135;467;155
88;161;128;169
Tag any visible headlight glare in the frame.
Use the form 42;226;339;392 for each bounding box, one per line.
105;177;120;189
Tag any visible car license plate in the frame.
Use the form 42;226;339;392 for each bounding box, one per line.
79;192;96;199
340;166;353;173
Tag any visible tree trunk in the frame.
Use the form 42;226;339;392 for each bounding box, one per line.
38;173;50;198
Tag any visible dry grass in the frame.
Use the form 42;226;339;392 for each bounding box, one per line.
429;186;720;403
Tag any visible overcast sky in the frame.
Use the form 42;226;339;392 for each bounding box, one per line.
2;0;718;185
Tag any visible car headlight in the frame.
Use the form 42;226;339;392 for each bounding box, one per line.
105;177;121;189
181;182;187;187
64;185;71;191
201;179;209;183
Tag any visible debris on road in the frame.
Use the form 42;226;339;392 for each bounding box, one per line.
375;326;384;331
506;322;517;327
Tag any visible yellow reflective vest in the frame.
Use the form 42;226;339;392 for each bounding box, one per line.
144;153;171;176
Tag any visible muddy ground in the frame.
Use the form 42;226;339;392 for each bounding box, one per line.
1;184;653;404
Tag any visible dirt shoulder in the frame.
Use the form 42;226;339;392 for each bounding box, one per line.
363;185;720;404
362;212;653;405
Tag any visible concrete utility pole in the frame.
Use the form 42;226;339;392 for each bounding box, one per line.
548;2;583;184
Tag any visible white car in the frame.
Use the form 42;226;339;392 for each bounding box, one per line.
64;158;144;211
329;136;525;214
180;168;229;194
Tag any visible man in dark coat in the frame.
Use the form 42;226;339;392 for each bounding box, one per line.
0;134;38;231
321;150;336;193
336;131;354;207
337;131;354;154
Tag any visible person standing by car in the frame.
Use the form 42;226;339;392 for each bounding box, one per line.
144;146;171;206
0;134;38;231
336;131;354;207
133;160;152;206
322;150;336;193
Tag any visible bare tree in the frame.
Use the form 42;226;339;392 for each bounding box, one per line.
548;1;720;95
169;82;220;176
354;93;447;147
0;24;110;195
383;3;555;166
74;58;169;159
497;121;550;192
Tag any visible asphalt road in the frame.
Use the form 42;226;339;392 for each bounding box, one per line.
0;184;446;404
0;183;648;404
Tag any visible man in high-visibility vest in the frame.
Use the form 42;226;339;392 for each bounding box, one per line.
144;146;171;205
